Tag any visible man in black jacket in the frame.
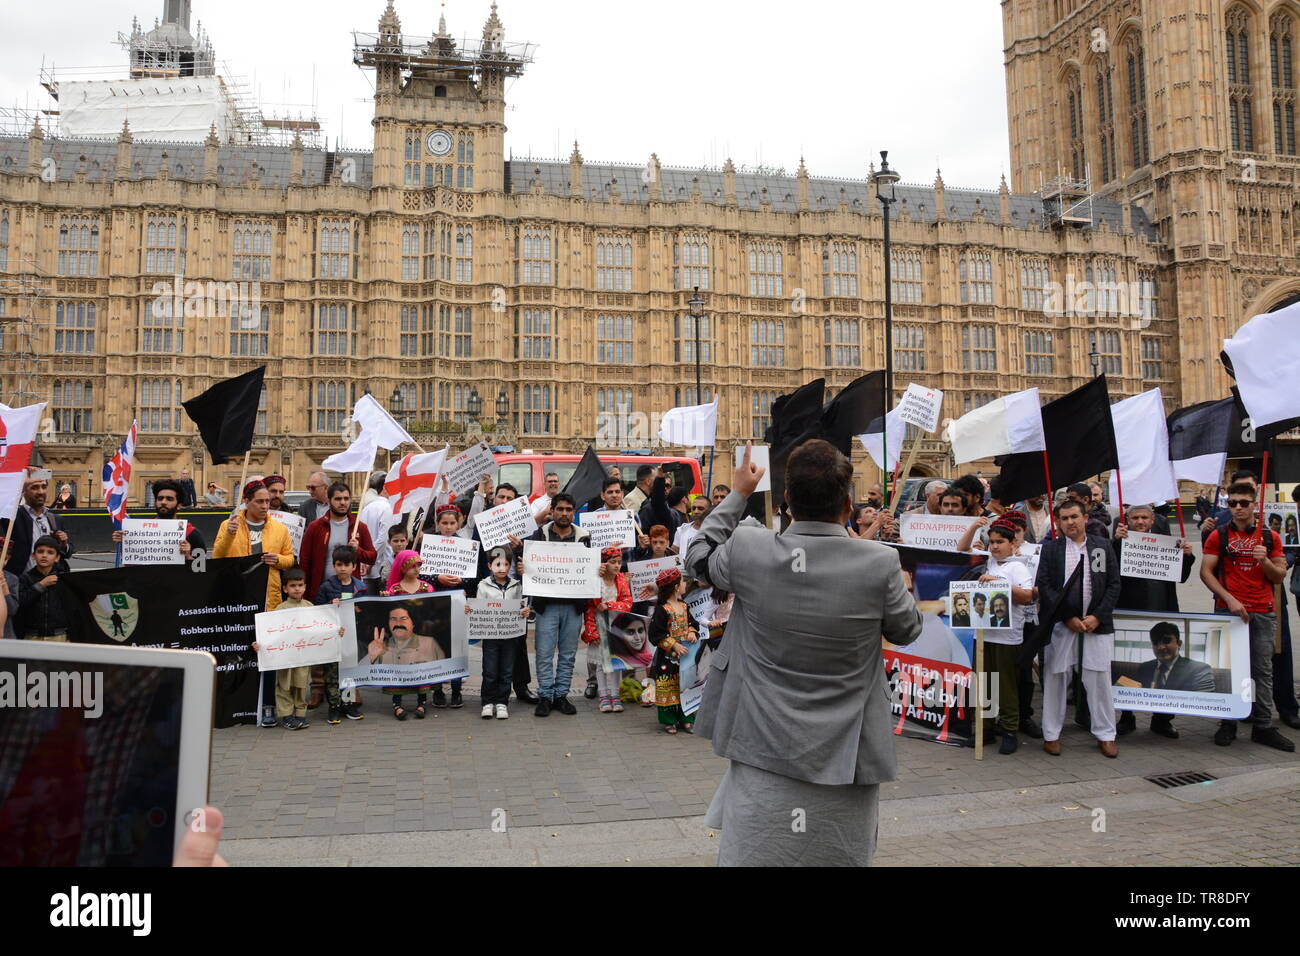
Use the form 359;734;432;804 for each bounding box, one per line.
3;474;74;577
1031;498;1122;757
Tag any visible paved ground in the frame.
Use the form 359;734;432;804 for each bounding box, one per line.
71;550;1300;865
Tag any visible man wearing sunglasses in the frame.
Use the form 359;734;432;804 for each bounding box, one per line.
1200;482;1292;751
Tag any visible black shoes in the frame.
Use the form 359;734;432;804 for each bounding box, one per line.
534;697;551;717
431;689;448;708
344;702;364;720
1116;711;1136;736
1280;712;1300;730
552;695;577;715
1149;717;1179;739
449;690;463;708
584;679;599;700
998;731;1019;755
1213;721;1237;746
514;687;539;704
1018;718;1043;739
1251;727;1295;752
327;706;343;725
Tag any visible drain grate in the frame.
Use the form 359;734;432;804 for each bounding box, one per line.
1145;770;1218;789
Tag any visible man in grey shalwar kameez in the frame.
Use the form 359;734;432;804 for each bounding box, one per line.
686;440;922;866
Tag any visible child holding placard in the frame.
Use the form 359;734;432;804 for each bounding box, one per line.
382;550;435;719
978;520;1036;755
582;546;634;713
648;568;699;734
474;547;530;719
268;568;314;730
420;503;470;708
315;544;369;724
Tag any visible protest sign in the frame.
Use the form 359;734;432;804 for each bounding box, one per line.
473;495;533;549
580;509;636;549
947;580;1011;630
340;591;468;690
684;585;718;626
1263;502;1298;546
119;518;186;565
679;636;716;717
268;509;306;557
62;556;268;727
522;540;600;598
1110;610;1250;720
628;555;682;601
419;534;480;578
1119;531;1184;582
604;610;654;671
444;441;498;497
734;444;771;492
255;603;342;671
464;597;528;640
896;383;944;433
899;513;980;549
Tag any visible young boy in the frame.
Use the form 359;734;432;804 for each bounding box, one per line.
420;503;470;708
15;536;70;641
266;568;313;730
473;547;530;719
977;520;1036;755
315;544;369;724
370;523;408;595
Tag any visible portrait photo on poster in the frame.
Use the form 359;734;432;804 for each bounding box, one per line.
606;611;654;671
1109;610;1251;720
339;592;468;690
946;580;1011;630
1262;502;1298;547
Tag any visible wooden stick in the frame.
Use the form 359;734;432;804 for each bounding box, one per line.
0;529;13;580
889;439;923;513
974;628;985;761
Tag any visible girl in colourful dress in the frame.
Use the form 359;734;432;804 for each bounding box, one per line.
648;568;698;734
582;546;634;713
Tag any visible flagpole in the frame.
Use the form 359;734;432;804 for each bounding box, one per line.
1174;495;1186;539
974;628;985;761
1041;450;1057;538
888;439;922;513
1113;466;1126;526
0;532;13;580
1258;451;1270;543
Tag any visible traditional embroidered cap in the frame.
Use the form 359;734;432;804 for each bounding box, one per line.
435;503;461;518
601;546;623;561
1001;509;1027;529
262;474;287;487
989;518;1018;537
242;479;266;500
656;568;681;589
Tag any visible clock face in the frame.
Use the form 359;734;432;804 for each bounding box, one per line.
426;130;453;157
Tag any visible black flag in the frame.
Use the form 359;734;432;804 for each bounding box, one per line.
763;379;826;522
182;366;266;465
562;444;608;509
819;371;887;457
996;376;1118;503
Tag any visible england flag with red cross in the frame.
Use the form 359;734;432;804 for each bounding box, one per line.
384;446;448;515
102;420;139;525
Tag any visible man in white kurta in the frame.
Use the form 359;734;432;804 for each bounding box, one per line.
1042;529;1117;749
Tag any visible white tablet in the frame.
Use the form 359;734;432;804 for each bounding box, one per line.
0;640;215;866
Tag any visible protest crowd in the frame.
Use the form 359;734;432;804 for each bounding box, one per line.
3;300;1300;868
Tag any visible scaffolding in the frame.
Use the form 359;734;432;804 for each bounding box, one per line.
0;258;52;410
1039;166;1095;228
353;31;535;80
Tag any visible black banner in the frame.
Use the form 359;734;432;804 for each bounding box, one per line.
60;557;268;728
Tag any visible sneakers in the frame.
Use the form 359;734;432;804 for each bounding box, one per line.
282;715;306;730
260;711;279;729
344;702;364;720
534;697;552;717
431;689;448;708
1250;727;1295;752
998;731;1019;755
552;695;577;715
1213;721;1237;746
495;704;509;720
599;696;613;713
481;704;495;719
327;706;343;725
449;690;464;708
297;715;310;729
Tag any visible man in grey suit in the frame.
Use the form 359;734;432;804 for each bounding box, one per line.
686;439;922;866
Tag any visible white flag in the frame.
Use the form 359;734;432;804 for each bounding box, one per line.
384;446;448;515
0;472;24;526
1223;301;1300;429
1106;388;1178;507
351;393;415;450
1172;452;1226;486
857;409;906;472
657;395;718;447
947;388;1045;464
322;430;378;474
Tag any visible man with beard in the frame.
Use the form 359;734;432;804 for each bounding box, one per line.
300;482;376;601
263;474;288;513
367;606;437;665
111;479;205;559
4;471;74;576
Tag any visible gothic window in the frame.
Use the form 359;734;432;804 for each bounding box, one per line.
54;301;96;354
746;242;783;297
516;308;553;359
673;234;710;290
959;251;994;304
596;313;634;364
749;319;785;367
891;249;922;304
1228;6;1256;150
1126;39;1151;168
1095;61;1116;182
823;319;861;367
1024;331;1055;376
229;304;269;357
313;303;356;355
674;312;712;363
52;380;93;433
58;216;100;276
962;325;997;371
1065;71;1087;180
139;378;182;433
517;226;554;284
1021;259;1049;311
596;236;633;291
822;241;859;297
893;325;926;371
231;220;272;281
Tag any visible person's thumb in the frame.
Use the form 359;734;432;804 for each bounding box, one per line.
174;806;228;867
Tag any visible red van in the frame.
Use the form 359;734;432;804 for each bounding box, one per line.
491;453;704;501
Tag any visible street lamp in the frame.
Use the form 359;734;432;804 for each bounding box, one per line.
873;150;901;497
687;285;706;405
1089;333;1100;378
467;387;482;426
495;387;510;438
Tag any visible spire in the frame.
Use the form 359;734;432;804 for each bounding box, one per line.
28;116;44;140
796;157;809;212
934;167;946;220
569;141;583;195
483;1;504;48
934;167;944;190
723;157;736;205
118;118;133;144
205;123;219;147
438;1;447;35
378;0;401;37
999;173;1010;223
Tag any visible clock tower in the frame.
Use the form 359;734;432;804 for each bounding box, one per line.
357;2;532;193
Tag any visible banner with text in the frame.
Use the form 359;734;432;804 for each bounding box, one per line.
579;509;637;550
1119;532;1184;582
473;495;534;550
255;603;342;671
1110;610;1250;720
464;597;528;640
899;513;981;550
268;510;306;557
445;442;499;497
120;518;186;565
897;383;945;433
522;540;600;598
628;555;683;602
419;534;480;578
340;591;468;690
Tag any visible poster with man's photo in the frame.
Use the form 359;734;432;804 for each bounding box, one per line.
1109;610;1251;720
947;580;1013;630
339;591;468;690
882;543;988;748
1262;502;1299;548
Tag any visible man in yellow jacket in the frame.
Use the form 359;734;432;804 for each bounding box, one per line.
214;480;295;611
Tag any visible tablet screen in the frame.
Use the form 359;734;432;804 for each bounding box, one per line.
0;658;186;867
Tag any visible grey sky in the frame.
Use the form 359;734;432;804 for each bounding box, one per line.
0;0;1011;189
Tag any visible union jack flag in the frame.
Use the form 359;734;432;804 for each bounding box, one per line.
102;420;138;525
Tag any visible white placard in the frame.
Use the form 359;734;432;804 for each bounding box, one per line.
521;540;600;598
734;444;771;493
1263;502;1299;546
580;509;636;549
684;585;718;625
896;383;945;433
627;555;683;602
473;494;534;549
120;518;186;565
1119;531;1184;582
947;580;1012;630
255;603;342;671
444;441;498;497
268;510;307;557
898;513;979;550
419;534;480;578
464;597;528;640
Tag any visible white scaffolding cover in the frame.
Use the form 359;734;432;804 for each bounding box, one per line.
58;76;239;142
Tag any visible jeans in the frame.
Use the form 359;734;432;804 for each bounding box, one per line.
481;639;516;706
1242;612;1277;729
534;604;582;700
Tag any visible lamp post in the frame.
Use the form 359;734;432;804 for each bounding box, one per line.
873;150;900;497
388;387;404;467
495;387;510;444
1089;333;1100;378
687;286;706;405
467;387;482;432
